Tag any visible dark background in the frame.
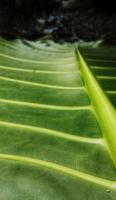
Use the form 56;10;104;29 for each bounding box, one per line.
0;0;116;44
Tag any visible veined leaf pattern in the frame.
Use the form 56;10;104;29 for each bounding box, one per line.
0;39;116;200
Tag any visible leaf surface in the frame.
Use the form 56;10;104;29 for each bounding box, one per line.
0;39;116;200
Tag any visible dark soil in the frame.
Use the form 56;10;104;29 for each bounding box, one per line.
0;0;116;44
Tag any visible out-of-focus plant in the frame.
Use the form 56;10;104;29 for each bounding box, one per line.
15;0;61;13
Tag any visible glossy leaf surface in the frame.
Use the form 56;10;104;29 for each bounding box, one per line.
0;39;116;200
81;46;116;108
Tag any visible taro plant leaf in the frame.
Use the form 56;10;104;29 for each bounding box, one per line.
0;39;116;200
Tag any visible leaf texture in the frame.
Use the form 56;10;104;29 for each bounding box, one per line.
0;39;116;200
81;46;116;108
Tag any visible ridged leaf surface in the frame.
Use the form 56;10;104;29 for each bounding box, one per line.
81;47;116;108
0;40;116;200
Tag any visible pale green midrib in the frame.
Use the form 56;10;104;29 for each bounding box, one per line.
0;76;84;90
77;49;116;166
0;154;115;190
0;98;90;111
0;53;75;64
0;65;78;74
0;120;102;145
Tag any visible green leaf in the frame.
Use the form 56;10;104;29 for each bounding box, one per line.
0;39;116;199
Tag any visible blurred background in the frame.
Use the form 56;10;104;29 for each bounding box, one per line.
0;0;116;43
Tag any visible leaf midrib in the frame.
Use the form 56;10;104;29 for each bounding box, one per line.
77;49;116;166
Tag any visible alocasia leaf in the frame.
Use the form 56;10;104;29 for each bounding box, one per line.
0;39;115;200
